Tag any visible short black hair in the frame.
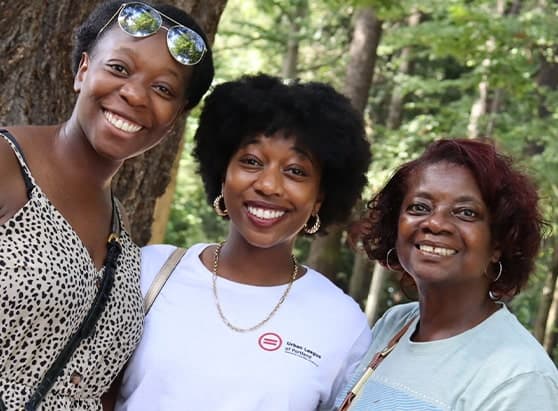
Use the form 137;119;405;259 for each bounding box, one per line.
72;0;214;110
193;74;372;234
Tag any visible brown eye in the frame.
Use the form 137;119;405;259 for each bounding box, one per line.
453;208;478;220
107;63;128;75
407;203;429;214
286;166;307;177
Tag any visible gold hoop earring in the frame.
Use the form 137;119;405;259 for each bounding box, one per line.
386;248;399;271
213;193;228;217
303;214;321;234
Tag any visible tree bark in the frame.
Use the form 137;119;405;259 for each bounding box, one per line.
281;0;308;80
0;0;228;246
386;10;420;130
534;241;558;342
306;6;381;281
148;134;186;244
353;10;420;314
543;244;558;358
364;263;388;325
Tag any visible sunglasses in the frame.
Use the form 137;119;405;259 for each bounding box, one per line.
97;2;207;66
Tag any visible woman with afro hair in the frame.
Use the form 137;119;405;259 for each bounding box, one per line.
116;74;373;411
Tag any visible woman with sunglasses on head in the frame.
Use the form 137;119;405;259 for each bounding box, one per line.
336;139;558;411
0;1;213;409
115;74;373;411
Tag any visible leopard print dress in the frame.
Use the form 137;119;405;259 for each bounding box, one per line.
0;131;144;410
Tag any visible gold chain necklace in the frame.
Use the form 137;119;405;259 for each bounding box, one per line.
212;242;298;333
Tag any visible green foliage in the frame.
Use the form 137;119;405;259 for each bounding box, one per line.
165;0;558;357
164;116;228;248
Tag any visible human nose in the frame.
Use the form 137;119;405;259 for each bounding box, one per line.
119;80;149;107
419;209;452;234
253;167;283;196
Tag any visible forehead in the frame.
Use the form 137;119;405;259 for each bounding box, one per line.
239;133;316;158
407;162;482;199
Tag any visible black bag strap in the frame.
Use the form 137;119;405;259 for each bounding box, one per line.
24;198;122;411
0;129;35;197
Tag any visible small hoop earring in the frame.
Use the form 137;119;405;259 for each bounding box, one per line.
213;193;228;217
303;214;321;235
492;261;503;282
386;248;399;271
488;290;500;301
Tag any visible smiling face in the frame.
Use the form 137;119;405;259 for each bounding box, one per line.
395;162;500;292
223;133;323;250
72;25;192;161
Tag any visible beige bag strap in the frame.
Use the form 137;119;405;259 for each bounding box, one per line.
143;247;187;315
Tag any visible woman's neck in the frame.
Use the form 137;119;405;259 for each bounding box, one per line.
54;120;122;189
413;287;501;342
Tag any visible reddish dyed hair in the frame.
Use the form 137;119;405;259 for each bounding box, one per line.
359;138;544;297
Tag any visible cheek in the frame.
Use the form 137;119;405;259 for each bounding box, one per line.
397;215;413;237
154;102;182;127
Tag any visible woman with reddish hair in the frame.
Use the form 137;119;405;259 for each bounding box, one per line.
336;139;558;411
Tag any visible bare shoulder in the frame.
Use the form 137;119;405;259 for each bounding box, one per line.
0;127;31;223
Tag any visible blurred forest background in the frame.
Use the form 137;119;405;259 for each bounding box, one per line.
0;0;556;364
160;0;558;363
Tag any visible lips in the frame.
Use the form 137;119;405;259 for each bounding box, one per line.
103;110;143;133
417;244;457;256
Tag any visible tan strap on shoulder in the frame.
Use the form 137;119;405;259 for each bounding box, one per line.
143;247;187;315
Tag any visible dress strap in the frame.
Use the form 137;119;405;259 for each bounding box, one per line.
111;194;122;238
0;129;35;197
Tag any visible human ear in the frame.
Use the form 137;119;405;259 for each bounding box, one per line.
74;52;90;93
490;245;502;263
312;192;324;215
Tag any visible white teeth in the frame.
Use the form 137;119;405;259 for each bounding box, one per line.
104;110;142;133
419;245;457;256
247;206;285;220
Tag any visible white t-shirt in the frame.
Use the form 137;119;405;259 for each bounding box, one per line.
335;302;558;411
116;243;372;411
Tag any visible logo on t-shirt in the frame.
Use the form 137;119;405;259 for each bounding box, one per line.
284;341;322;367
258;332;283;351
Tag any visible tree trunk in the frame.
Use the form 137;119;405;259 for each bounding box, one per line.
543;246;558;356
364;263;388;325
354;10;420;315
148;134;186;244
281;0;308;80
342;7;383;113
534;242;558;342
467;2;521;139
467;77;489;139
386;10;420;130
306;6;381;281
0;0;228;246
544;271;558;360
348;252;371;308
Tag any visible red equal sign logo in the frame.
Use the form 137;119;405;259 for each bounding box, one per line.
258;332;283;351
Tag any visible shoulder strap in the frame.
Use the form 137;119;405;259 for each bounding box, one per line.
339;315;417;411
144;247;187;315
0;129;35;196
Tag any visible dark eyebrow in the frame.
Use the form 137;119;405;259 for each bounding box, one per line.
113;46;182;80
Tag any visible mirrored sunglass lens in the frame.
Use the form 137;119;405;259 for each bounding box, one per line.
167;27;206;65
118;3;162;37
